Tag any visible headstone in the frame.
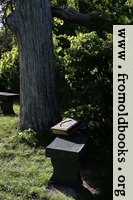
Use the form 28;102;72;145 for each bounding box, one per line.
46;132;88;188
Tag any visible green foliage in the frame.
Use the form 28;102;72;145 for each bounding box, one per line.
0;28;13;58
1;1;132;198
51;0;133;25
53;34;74;111
0;43;19;92
53;31;113;123
53;19;113;200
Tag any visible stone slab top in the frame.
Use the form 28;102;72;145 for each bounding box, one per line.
0;92;19;100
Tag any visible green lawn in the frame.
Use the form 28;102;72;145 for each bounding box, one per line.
0;103;112;200
0;104;76;200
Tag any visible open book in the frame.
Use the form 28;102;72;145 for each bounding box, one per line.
50;118;82;136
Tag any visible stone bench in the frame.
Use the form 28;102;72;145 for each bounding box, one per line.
46;132;88;188
0;92;19;114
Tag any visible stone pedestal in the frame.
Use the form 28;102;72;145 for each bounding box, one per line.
46;132;88;188
2;99;14;114
0;92;19;114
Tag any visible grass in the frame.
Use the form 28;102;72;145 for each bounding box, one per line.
0;104;76;200
0;103;112;200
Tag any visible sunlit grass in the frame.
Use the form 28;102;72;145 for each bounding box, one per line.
0;103;75;200
0;103;112;200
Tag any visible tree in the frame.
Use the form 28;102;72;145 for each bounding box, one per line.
1;0;133;131
6;0;61;131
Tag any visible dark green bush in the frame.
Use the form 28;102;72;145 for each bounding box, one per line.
0;44;19;93
63;32;113;120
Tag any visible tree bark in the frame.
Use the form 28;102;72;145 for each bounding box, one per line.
51;6;113;34
7;0;61;131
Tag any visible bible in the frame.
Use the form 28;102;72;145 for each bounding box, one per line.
51;118;82;136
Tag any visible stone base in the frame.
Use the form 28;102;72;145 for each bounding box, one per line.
46;132;88;188
2;99;14;114
50;158;82;188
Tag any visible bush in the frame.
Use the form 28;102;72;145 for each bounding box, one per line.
53;34;74;111
63;32;113;121
53;31;113;125
0;44;19;93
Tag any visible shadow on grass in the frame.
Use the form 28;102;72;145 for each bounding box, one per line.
47;184;94;200
18;128;55;149
1;112;18;118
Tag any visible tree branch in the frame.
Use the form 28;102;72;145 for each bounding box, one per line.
51;6;113;34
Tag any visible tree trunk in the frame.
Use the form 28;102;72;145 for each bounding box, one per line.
7;0;61;131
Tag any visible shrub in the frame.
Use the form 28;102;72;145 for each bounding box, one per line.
63;32;113;122
0;44;19;93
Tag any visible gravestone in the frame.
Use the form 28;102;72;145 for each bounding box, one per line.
46;132;88;188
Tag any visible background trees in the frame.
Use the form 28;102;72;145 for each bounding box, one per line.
0;28;13;58
0;43;19;92
0;0;132;130
0;0;133;199
0;0;132;131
